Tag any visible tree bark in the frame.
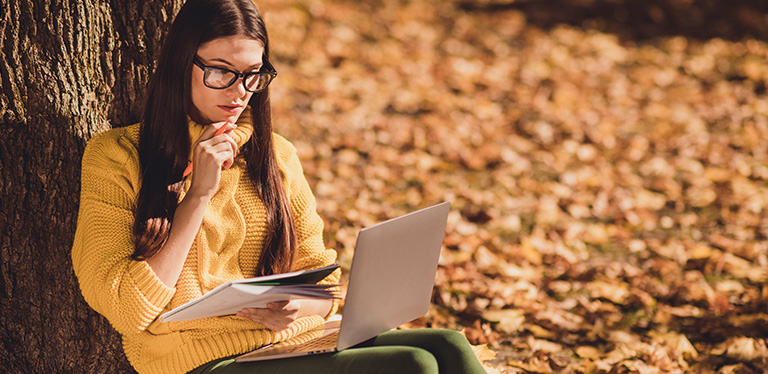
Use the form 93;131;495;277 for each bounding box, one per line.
0;0;182;372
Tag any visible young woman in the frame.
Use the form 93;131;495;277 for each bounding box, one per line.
71;0;487;373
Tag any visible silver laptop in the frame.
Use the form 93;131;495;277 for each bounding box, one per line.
236;201;451;362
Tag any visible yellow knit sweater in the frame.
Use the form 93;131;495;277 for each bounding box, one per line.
71;111;340;374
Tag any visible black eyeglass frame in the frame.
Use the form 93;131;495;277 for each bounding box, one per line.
193;56;278;93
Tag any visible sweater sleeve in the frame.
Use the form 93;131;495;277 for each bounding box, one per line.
273;134;341;316
71;129;175;336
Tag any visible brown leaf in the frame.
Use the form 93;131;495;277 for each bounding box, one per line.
482;309;526;334
713;337;768;362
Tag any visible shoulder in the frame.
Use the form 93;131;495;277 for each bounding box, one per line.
82;124;141;177
84;123;140;157
271;133;309;188
271;132;301;172
271;132;298;162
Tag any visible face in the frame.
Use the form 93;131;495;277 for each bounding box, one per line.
190;35;265;125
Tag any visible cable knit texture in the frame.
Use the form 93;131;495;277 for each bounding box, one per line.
72;109;340;374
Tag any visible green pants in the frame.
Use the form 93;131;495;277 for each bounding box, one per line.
188;329;487;374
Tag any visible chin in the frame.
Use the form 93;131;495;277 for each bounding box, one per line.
208;113;241;124
225;109;247;122
226;114;243;123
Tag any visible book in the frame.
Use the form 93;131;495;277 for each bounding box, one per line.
160;264;340;322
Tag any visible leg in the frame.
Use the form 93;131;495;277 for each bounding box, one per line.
189;345;439;374
357;329;487;374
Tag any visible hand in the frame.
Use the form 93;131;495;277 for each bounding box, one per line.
237;300;300;331
187;122;238;199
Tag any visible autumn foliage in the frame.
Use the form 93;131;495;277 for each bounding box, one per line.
260;0;768;372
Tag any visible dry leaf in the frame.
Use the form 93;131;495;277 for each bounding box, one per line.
586;280;630;304
527;335;563;353
482;309;526;334
713;337;768;362
260;1;768;372
576;346;602;359
508;358;552;373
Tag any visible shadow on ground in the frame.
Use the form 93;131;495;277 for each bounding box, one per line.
457;0;768;42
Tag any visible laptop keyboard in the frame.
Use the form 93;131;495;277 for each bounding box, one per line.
256;330;339;355
283;331;339;352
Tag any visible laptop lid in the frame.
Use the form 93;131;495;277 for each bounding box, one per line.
336;201;450;350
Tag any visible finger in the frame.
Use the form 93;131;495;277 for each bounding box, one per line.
236;308;257;317
221;153;235;170
237;307;268;319
199;121;236;142
213;132;239;159
206;129;238;159
267;301;290;310
199;143;235;164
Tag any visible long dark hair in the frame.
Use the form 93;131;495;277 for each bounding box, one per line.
132;0;296;276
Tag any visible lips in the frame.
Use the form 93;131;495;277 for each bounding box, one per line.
218;104;242;113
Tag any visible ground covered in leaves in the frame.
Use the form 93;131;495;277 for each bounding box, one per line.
259;0;768;372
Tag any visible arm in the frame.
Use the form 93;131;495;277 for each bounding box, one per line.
145;122;238;286
72;123;238;335
142;192;209;286
72;130;176;335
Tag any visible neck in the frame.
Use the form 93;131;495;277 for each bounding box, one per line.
187;106;255;152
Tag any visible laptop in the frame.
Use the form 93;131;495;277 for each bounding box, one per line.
235;201;451;362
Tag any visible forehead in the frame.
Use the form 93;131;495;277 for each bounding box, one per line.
197;35;265;66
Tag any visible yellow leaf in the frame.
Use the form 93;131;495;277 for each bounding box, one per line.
527;336;563;353
508;358;552;373
586;280;630;304
715;337;768;362
718;363;752;374
519;238;543;265
482;309;525;334
459;330;502;374
622;359;661;374
527;324;557;339
480;363;502;374
651;332;698;360
470;343;497;362
576;346;602;359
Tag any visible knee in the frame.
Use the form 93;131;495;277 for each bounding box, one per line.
425;329;472;350
390;347;439;374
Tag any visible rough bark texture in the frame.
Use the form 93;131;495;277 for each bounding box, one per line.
0;0;182;372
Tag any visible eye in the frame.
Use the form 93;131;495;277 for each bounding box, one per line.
204;67;237;87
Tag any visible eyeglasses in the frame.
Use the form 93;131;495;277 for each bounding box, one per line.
193;56;277;93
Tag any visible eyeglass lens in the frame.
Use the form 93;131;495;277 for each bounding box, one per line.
204;68;270;92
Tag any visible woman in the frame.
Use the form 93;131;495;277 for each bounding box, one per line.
71;0;487;373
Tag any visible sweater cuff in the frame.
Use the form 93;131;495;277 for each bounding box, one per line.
325;300;340;320
128;260;176;309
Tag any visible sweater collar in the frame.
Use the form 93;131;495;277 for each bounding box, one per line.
187;106;254;152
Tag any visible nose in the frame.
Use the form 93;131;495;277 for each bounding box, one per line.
226;77;248;98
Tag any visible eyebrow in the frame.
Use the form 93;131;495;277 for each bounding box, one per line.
208;57;263;70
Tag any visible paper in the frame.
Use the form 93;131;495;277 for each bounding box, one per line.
160;264;340;322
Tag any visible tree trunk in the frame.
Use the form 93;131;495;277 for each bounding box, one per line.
0;0;182;372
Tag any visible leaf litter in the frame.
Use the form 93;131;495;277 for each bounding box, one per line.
260;0;768;372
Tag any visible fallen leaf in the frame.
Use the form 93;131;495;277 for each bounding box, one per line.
713;337;768;362
527;335;563;353
575;346;602;359
482;309;526;334
508;358;552;373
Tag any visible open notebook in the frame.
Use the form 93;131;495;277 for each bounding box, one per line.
236;202;451;362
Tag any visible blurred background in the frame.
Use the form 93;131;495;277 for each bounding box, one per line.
2;0;768;372
259;0;768;372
